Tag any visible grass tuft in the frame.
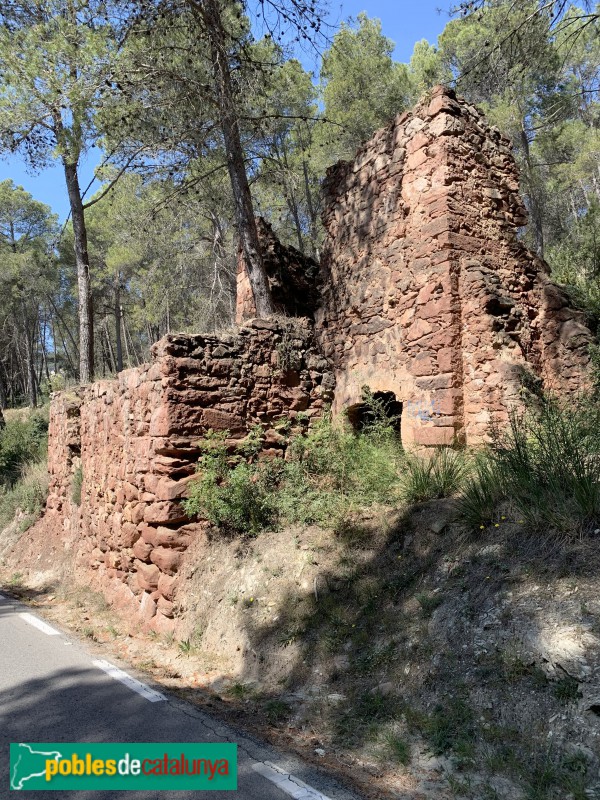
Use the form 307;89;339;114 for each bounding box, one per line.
400;447;468;505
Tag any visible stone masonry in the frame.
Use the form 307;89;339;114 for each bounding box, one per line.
42;85;594;629
316;85;593;445
46;319;333;632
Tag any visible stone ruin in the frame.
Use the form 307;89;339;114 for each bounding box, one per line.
41;85;594;631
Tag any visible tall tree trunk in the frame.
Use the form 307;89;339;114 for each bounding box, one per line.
302;159;319;258
104;320;116;373
14;310;37;407
122;312;131;368
22;315;37;408
0;362;7;410
40;314;51;385
193;0;274;318
279;142;305;253
114;278;123;372
63;159;94;383
520;127;544;259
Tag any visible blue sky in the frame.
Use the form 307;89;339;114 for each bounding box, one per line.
0;1;450;221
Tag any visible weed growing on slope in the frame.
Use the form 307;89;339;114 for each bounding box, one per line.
400;447;469;504
0;459;48;531
0;408;48;487
458;398;600;535
0;408;49;534
184;411;405;535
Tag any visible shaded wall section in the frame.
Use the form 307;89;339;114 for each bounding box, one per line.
316;85;593;445
46;319;334;632
236;218;320;322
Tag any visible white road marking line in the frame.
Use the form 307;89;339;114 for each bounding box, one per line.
19;612;61;636
252;762;332;800
92;659;166;702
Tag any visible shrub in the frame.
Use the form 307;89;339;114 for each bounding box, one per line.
288;413;403;503
456;453;503;529
0;409;48;487
0;459;48;532
458;398;600;534
492;401;600;534
183;432;276;535
184;414;404;535
423;697;475;755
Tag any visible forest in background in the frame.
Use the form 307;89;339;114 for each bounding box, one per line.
0;0;598;407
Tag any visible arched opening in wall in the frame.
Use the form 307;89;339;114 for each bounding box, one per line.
346;390;403;438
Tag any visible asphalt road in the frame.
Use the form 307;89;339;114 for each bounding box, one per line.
0;592;360;800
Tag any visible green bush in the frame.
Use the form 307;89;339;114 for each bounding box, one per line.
183;431;276;535
185;396;600;538
0;410;48;487
0;459;48;532
456;453;503;529
184;414;404;535
287;414;403;504
495;402;600;533
458;398;600;534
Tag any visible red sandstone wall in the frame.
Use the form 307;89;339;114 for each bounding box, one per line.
236;218;320;322
317;85;592;445
43;86;596;634
46;319;333;632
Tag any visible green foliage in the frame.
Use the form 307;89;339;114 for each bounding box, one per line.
590;342;600;389
384;732;411;766
0;410;48;533
184;414;404;536
318;12;412;162
423;698;475;756
549;199;600;322
493;402;600;533
456;453;504;529
408;39;449;101
178;639;194;655
416;592;443;616
0;179;61;405
458;399;600;534
262;699;291;724
553;676;582;704
400;447;468;505
183;431;276;535
0;411;48;487
0;459;48;532
436;0;599;260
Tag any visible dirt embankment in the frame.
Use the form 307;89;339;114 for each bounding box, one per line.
2;503;600;800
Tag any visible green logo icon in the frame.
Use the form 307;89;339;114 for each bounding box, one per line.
10;743;237;791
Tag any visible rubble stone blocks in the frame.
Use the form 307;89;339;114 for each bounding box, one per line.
315;84;593;445
46;319;333;631
44;85;594;630
236;217;321;322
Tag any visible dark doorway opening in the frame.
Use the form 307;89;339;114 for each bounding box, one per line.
346;390;403;437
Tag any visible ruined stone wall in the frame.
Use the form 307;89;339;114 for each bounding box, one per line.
236;218;320;323
45;319;333;632
317;85;593;445
42;85;596;631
